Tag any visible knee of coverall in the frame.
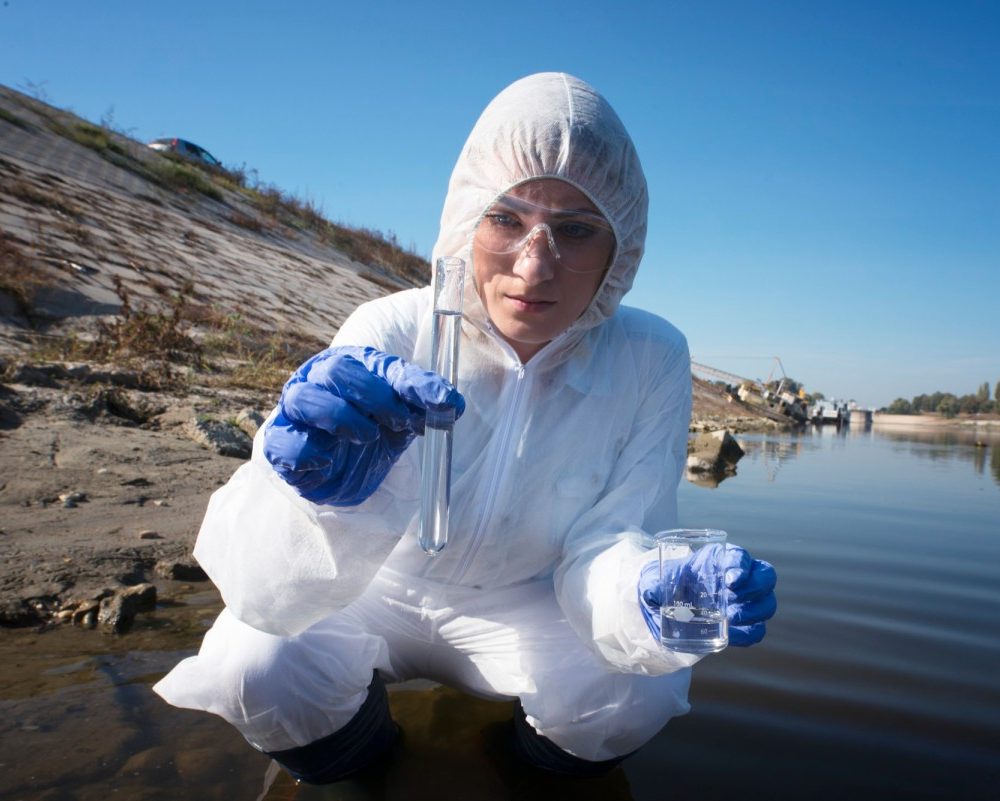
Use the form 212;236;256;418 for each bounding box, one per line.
180;608;389;751
520;667;692;762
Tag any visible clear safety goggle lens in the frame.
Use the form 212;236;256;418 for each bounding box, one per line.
474;195;615;274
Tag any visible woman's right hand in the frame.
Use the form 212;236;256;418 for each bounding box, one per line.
263;346;465;506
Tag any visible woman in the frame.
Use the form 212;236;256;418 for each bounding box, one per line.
155;72;776;783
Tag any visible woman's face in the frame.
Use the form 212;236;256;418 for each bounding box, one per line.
472;179;615;363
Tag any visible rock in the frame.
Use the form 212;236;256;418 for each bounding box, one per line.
235;407;265;438
72;387;160;425
64;586;116;607
59;490;88;505
138;529;162;539
0;599;42;627
96;585;157;634
686;429;745;475
98;591;142;634
120;582;157;612
154;558;208;582
0;391;22;429
72;599;101;626
184;416;252;459
9;363;67;387
685;470;729;489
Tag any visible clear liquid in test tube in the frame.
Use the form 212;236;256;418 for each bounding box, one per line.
419;257;465;554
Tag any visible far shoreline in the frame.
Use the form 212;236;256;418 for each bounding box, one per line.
872;412;1000;431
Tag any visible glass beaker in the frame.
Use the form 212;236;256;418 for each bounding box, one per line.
656;529;729;654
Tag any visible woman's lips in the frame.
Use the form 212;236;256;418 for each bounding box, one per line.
507;295;555;313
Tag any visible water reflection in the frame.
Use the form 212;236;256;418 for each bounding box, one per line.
873;427;1000;488
675;426;1000;799
727;433;813;484
685;469;733;488
721;425;1000;490
0;596;271;801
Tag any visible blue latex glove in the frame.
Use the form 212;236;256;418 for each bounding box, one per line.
263;345;465;506
639;545;777;647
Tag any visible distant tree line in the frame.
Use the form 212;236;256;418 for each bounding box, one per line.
885;381;1000;417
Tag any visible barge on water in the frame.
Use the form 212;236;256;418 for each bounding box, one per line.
809;401;873;428
809;400;850;426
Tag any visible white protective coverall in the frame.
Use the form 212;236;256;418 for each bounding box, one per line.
154;72;698;763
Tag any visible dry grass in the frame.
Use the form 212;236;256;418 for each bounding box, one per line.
29;279;317;393
334;224;429;285
197;309;319;390
227;209;271;234
95;278;203;365
0;232;51;324
30;278;202;389
234;181;429;285
4;176;82;219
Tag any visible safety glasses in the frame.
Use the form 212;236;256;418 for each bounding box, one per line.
474;195;616;274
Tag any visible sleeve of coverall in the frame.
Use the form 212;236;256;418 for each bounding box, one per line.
191;289;427;636
553;320;696;675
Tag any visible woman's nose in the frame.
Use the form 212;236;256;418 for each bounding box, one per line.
512;225;558;283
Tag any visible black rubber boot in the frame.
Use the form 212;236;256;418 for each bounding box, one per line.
264;672;399;785
511;702;631;777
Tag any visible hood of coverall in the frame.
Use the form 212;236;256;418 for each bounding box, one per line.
430;72;648;362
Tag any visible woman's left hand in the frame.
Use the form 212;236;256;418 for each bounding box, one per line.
638;545;777;647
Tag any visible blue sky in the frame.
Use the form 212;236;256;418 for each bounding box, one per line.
2;0;997;407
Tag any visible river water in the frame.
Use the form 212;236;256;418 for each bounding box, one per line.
2;424;998;800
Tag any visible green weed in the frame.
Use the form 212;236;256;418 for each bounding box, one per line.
0;107;29;129
148;158;224;201
65;121;129;158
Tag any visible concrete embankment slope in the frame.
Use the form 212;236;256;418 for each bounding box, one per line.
0;84;418;353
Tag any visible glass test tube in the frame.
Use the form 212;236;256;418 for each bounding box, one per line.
418;256;465;554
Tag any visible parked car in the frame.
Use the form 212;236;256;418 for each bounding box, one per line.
147;137;222;168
